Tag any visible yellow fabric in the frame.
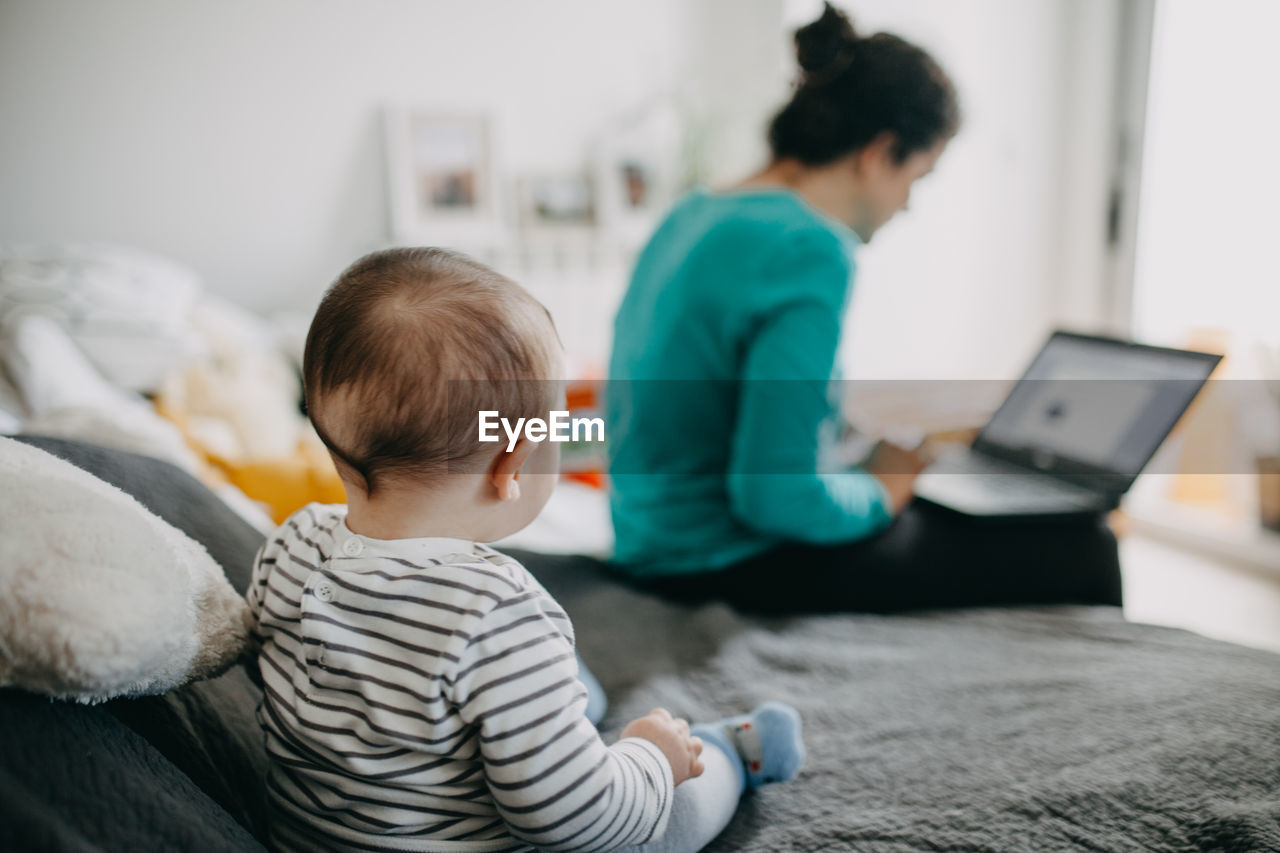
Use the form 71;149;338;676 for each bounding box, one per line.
216;443;347;524
153;396;346;524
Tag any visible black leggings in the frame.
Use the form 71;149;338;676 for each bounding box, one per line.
636;500;1123;615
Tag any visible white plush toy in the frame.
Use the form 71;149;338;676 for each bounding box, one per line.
0;438;251;703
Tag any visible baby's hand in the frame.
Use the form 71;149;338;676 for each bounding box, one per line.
621;708;705;786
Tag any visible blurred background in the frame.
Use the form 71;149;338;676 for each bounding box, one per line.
1;0;1277;644
3;0;1277;373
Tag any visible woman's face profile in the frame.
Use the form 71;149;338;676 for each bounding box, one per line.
851;137;948;243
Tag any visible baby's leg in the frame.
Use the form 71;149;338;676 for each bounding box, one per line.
616;702;805;853
612;740;740;853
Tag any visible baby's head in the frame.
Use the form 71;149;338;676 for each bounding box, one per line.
303;247;562;536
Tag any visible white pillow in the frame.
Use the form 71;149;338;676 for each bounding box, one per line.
0;243;203;392
0;437;250;703
2;314;205;473
2;313;141;416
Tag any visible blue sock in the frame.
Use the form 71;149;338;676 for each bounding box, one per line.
691;701;805;795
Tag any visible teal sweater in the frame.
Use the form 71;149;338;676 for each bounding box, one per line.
606;187;892;575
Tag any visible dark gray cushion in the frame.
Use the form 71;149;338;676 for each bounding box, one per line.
0;688;267;852
2;436;269;852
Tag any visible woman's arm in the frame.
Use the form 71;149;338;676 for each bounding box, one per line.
726;245;894;544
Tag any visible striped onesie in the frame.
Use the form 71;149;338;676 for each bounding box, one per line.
246;504;674;852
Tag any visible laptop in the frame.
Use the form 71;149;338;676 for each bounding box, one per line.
912;331;1221;518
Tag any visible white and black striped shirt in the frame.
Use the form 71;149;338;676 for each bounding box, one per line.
246;504;674;852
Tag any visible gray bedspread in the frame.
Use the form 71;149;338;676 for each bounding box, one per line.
515;549;1280;852
3;436;1278;851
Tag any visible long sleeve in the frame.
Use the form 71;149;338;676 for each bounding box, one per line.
725;239;893;544
242;538;272;688
446;592;674;852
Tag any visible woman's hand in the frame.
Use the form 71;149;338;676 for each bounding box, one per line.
621;708;705;786
867;439;933;514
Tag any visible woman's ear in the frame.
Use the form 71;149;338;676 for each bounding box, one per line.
852;131;899;178
489;438;537;502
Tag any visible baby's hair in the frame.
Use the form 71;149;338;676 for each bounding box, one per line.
769;2;960;165
303;247;558;495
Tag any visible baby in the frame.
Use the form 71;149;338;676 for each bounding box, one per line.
246;247;805;852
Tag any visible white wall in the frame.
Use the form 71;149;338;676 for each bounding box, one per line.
1133;0;1280;350
1;0;1123;378
0;0;690;315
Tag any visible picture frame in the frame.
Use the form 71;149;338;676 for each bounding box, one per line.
517;174;596;229
604;158;657;215
590;100;680;247
383;108;502;247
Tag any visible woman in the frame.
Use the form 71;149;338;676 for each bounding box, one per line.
605;3;1120;614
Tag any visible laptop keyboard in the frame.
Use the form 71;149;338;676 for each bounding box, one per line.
921;450;1103;508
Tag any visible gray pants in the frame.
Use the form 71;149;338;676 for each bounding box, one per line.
613;742;741;853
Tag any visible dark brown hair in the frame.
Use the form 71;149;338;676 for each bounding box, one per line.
302;247;557;495
769;2;960;165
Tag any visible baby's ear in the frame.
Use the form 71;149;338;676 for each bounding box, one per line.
489;438;537;502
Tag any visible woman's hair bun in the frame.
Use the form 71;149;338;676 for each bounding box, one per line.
794;2;858;77
770;1;959;165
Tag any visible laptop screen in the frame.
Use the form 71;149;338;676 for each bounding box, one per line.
974;332;1221;484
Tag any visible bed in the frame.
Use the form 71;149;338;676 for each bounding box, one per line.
2;435;1278;851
